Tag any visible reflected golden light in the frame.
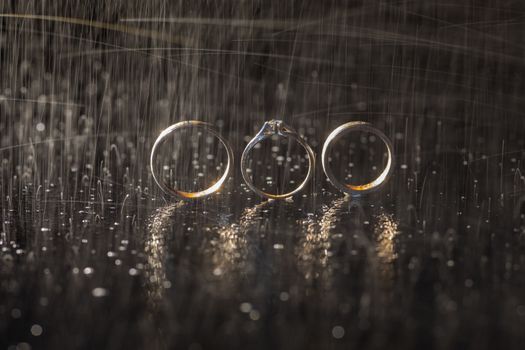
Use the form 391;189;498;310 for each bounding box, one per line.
373;211;399;279
297;196;349;281
145;201;185;308
297;196;400;288
211;201;271;276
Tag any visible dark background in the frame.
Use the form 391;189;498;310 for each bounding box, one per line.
1;1;525;349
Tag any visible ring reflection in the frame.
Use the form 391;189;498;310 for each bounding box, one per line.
145;201;186;308
373;210;399;281
297;196;348;282
211;201;272;276
297;195;400;288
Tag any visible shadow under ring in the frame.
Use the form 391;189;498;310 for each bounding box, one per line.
322;121;394;196
150;120;234;199
241;120;315;200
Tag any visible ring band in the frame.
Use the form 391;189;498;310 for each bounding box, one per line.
241;120;315;200
150;120;234;199
322;121;393;195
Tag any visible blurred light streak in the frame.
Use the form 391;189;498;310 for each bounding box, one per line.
297;196;348;282
0;14;193;47
212;201;271;275
145;201;185;308
373;211;399;280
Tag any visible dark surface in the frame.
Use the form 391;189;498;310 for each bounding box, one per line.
1;1;525;349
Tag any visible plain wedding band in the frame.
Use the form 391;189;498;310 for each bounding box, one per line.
321;121;393;195
150;120;234;199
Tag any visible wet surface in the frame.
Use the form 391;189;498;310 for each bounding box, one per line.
1;1;525;349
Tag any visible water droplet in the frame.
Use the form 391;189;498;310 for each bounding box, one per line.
249;310;260;321
30;324;43;336
11;308;21;319
92;287;108;297
240;302;252;313
332;325;345;339
36;122;45;132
